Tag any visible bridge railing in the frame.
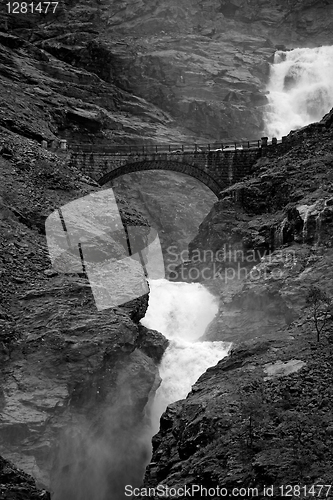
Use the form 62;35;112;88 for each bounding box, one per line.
69;140;265;155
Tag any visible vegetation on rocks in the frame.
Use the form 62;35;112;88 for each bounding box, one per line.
306;286;332;342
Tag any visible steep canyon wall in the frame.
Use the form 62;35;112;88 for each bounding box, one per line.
2;0;333;143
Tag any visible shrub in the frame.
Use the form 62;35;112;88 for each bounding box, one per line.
305;285;331;342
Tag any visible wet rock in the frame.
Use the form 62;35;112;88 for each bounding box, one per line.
320;108;333;128
0;455;50;499
263;359;306;379
141;332;333;493
137;326;169;364
0;271;158;485
43;269;58;277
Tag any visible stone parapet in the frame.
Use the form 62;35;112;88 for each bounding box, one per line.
69;148;261;197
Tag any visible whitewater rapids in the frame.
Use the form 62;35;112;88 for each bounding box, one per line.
52;281;230;500
264;46;333;138
141;279;230;435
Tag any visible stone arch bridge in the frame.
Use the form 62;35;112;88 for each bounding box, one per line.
69;140;279;197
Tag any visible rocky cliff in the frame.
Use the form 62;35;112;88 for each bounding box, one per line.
184;110;333;343
0;29;193;146
2;0;333;144
142;333;333;497
140;112;333;494
1;0;333;496
0;130;168;497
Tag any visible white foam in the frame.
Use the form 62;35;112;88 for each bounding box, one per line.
264;46;333;138
141;278;219;341
141;279;230;434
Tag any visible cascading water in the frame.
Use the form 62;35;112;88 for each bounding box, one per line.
141;279;230;436
52;279;230;500
264;46;333;138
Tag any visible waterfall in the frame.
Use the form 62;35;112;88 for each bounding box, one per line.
297;200;325;244
52;279;231;500
274;217;287;249
141;279;230;435
264;46;333;138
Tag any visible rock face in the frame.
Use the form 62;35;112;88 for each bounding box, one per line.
1;1;333;495
139;113;333;493
92;0;333;140
0;31;194;146
0;130;168;495
0;456;50;499
141;332;333;495
2;0;333;144
110;170;216;273
173;114;333;343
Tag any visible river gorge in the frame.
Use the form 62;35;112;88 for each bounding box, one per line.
1;1;333;499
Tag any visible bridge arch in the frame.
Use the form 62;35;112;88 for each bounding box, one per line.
97;160;223;197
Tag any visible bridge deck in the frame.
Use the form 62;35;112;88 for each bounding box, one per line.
69;140;269;155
